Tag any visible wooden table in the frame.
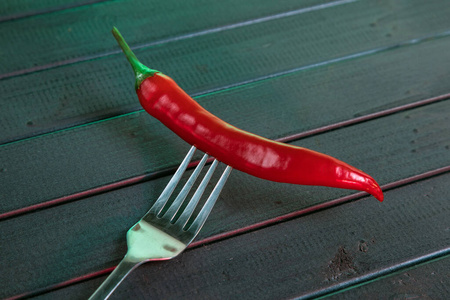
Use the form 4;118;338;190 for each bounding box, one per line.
1;0;449;299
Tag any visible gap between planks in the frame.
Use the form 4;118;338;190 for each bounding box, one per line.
0;93;448;221
4;0;450;82
6;166;450;300
300;248;450;300
2;29;450;146
0;0;356;80
0;0;111;23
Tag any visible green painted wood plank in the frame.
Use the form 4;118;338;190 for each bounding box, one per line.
0;0;109;22
2;0;450;143
12;170;450;299
0;0;334;74
1;36;450;214
0;101;449;298
327;256;450;299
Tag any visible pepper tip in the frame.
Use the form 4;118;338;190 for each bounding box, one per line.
375;192;384;202
371;185;384;202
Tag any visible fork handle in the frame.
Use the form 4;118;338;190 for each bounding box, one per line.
89;256;141;300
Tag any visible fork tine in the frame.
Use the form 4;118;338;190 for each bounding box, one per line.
89;148;232;299
163;153;209;221
175;159;219;228
188;165;232;234
149;146;196;215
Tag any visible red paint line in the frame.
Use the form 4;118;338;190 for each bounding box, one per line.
8;165;450;300
0;161;203;221
301;247;450;299
191;165;450;247
0;174;147;220
4;266;116;300
1;94;448;221
277;93;450;142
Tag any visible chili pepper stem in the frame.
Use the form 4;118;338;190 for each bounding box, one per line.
112;27;159;90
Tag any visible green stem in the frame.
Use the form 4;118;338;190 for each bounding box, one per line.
112;27;159;89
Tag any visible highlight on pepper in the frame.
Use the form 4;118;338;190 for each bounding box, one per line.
112;27;384;202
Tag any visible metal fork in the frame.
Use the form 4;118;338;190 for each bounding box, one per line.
89;146;232;299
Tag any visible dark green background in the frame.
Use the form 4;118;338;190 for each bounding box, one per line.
0;0;449;299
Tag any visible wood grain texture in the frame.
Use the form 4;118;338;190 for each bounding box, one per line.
0;0;109;22
1;35;450;214
0;0;333;74
0;0;340;143
2;0;450;143
328;255;450;299
1;0;449;298
28;172;450;300
1;100;449;298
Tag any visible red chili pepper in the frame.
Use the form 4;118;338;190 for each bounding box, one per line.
112;28;384;202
